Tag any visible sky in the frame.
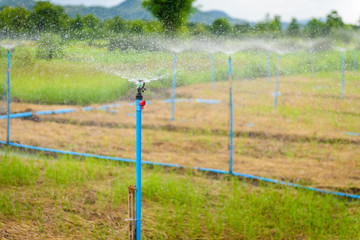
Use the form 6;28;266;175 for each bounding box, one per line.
50;0;360;24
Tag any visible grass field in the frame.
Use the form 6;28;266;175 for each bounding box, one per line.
0;152;360;239
0;41;360;238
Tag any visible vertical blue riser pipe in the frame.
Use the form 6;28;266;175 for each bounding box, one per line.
229;57;233;174
341;52;345;100
2;71;6;113
310;48;315;78
171;54;177;121
267;50;270;83
354;49;357;76
135;99;142;240
211;54;215;90
273;55;281;108
7;50;10;144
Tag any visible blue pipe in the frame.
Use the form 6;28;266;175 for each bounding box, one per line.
2;71;6;113
0;112;32;120
7;50;10;144
273;55;281;108
341;52;345;100
267;50;271;83
211;54;215;90
310;48;315;78
2;141;360;200
229;56;233;174
232;172;360;199
171;53;177;121
354;49;357;76
8;142;136;163
135;99;142;240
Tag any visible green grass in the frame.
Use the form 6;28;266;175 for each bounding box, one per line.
0;41;359;105
0;151;359;239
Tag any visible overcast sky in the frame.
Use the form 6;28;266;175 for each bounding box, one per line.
50;0;360;24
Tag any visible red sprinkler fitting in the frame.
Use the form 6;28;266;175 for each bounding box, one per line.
140;100;146;109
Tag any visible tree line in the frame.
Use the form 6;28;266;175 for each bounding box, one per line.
0;1;358;39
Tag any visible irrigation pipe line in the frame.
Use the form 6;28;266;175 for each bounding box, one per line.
0;99;220;121
1;141;359;200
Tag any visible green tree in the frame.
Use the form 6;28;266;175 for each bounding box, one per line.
287;18;300;36
82;14;100;30
268;15;282;34
142;0;195;34
127;20;145;34
233;23;252;35
188;22;208;36
326;10;344;30
0;6;30;34
105;16;126;34
29;1;67;32
304;18;327;37
211;18;232;36
71;14;83;32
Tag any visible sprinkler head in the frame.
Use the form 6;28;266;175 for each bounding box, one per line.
136;81;146;100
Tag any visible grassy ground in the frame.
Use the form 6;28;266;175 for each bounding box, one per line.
0;152;359;239
0;72;359;191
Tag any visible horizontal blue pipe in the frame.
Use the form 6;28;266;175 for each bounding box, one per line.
143;160;183;168
2;142;360;200
8;142;136;163
36;109;74;115
194;167;229;174
343;132;360;136
232;172;360;199
82;106;94;111
196;99;221;104
0;112;33;119
0;103;123;120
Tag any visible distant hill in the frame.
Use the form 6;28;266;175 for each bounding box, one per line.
0;0;247;25
0;0;35;9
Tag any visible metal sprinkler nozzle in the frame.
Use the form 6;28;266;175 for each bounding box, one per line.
136;81;146;100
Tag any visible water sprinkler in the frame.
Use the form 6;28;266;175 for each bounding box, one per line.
211;54;215;90
6;49;10;144
228;56;233;174
134;80;147;240
171;53;177;121
354;49;357;76
273;55;282;108
267;50;271;83
310;48;315;78
341;52;345;100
